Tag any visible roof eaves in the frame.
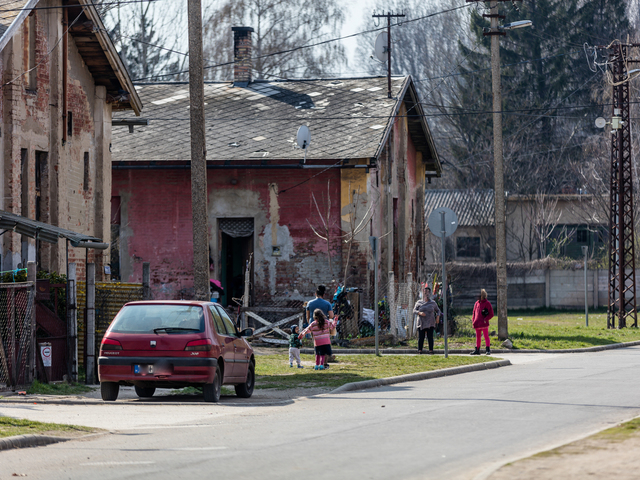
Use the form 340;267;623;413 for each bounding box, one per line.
80;0;142;115
406;79;441;176
373;76;411;161
0;0;38;52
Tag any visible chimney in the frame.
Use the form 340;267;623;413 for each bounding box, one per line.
232;26;254;87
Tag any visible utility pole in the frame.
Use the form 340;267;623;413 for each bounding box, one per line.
188;0;210;300
372;11;405;99
466;0;529;340
599;42;640;329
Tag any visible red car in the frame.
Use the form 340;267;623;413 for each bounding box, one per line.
98;301;255;402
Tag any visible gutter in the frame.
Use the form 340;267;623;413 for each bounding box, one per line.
112;163;374;170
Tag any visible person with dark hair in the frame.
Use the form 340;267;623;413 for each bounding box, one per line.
299;309;336;370
305;284;334;366
413;286;441;354
471;289;494;355
288;325;303;368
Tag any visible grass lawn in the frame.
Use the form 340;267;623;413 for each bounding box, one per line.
26;380;95;396
0;416;95;438
255;354;494;390
402;308;640;351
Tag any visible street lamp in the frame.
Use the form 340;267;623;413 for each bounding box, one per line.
484;1;532;340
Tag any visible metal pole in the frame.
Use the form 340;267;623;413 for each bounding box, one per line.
86;263;95;384
441;211;448;358
490;1;509;340
188;0;209;300
387;13;392;99
374;243;379;356
583;246;589;327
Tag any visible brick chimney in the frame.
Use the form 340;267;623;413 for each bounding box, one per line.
232;26;254;87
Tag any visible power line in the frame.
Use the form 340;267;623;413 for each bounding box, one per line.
131;2;474;81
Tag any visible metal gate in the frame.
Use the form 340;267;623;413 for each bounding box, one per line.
0;283;35;390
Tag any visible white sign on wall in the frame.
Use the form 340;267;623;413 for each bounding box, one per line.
40;344;52;368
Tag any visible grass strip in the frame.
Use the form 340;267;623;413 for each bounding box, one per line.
27;380;95;396
255;354;493;390
0;416;95;439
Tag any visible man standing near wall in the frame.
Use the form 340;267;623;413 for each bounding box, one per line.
305;285;335;368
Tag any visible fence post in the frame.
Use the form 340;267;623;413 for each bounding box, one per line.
27;262;36;383
545;268;550;308
142;262;151;300
242;259;251;329
389;271;396;339
407;273;414;338
593;268;598;309
86;263;96;385
68;263;78;382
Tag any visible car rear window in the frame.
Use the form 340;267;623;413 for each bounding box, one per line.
110;304;205;334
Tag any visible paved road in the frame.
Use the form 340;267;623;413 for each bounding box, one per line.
2;349;640;479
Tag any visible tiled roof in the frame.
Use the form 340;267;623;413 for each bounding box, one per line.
0;1;30;30
424;189;495;227
111;76;438;164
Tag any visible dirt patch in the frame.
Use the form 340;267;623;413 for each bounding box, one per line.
489;425;640;479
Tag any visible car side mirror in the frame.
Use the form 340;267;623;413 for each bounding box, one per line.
239;328;253;337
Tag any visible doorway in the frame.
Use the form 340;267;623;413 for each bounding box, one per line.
219;218;254;306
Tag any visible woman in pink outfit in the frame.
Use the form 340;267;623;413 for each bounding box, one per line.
299;309;337;370
470;289;494;355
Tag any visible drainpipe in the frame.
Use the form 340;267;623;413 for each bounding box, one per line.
62;7;68;145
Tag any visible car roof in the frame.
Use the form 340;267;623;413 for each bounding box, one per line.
122;300;216;307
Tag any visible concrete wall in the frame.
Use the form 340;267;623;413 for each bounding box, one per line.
0;1;113;279
451;266;623;310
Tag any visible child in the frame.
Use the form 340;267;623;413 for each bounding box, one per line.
289;325;303;368
299;309;336;370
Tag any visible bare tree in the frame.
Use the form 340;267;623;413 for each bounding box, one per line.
202;0;346;81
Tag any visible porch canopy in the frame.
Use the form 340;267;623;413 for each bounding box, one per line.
0;210;108;249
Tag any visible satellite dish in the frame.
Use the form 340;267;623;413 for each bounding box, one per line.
374;32;389;62
595;117;607;129
297;125;310;149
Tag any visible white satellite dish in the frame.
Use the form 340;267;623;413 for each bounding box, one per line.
595;117;607;129
297;125;310;149
374;32;389;62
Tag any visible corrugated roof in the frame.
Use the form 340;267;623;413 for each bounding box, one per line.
424;189;495;227
111;76;439;169
0;210;107;248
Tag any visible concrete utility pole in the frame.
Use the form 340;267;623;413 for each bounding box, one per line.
488;1;508;340
188;0;209;300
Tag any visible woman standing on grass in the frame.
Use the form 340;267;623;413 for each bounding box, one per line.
413;286;441;355
471;289;494;355
299;309;337;370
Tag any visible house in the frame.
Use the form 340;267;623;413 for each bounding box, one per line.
424;189;607;263
110;27;441;305
0;0;141;278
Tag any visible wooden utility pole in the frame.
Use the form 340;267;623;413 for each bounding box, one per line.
188;0;209;300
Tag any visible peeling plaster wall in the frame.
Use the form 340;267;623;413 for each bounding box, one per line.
112;168;343;301
0;1;113;279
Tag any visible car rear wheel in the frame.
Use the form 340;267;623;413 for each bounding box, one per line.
235;360;255;398
203;364;221;402
101;382;119;401
134;386;156;398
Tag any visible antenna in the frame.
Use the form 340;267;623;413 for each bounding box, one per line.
372;11;405;99
297;125;311;164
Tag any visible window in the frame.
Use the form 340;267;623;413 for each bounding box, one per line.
456;237;481;258
83;152;89;191
27;14;37;90
67;112;73;137
110;305;205;333
576;230;589;244
216;306;238;335
209;306;227;336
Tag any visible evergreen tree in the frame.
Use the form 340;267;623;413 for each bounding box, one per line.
447;0;631;194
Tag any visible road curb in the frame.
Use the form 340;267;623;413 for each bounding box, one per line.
330;359;512;394
0;434;70;451
302;339;640;355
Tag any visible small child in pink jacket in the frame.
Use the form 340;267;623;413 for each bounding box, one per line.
299;309;337;370
470;289;494;355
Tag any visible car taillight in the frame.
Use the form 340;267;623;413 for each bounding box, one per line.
185;339;212;351
101;338;122;351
